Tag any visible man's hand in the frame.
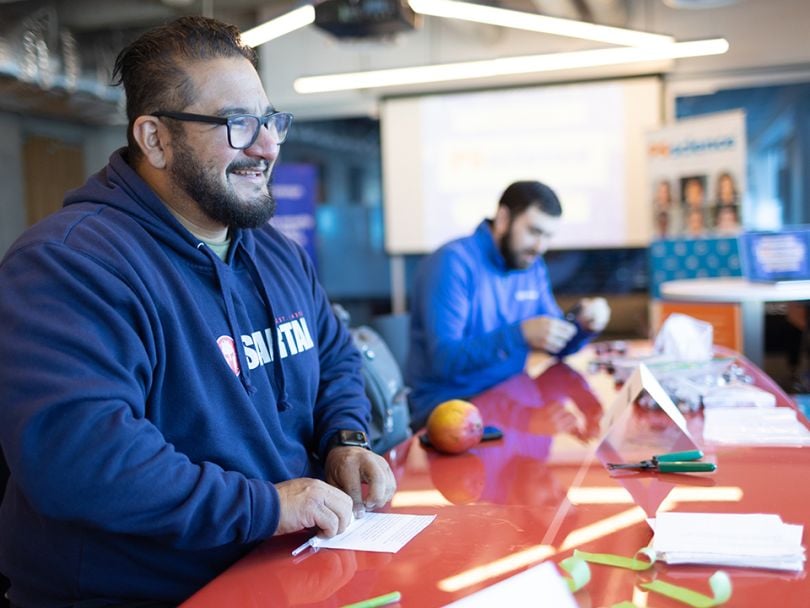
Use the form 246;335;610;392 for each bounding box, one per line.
520;315;577;354
527;400;580;436
273;478;354;537
576;297;611;332
324;447;397;515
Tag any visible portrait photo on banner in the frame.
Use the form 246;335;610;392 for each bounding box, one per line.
646;110;746;240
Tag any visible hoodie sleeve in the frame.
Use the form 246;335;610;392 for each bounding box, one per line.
555;324;596;358
0;240;280;550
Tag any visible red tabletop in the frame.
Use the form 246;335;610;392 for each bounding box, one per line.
180;344;810;607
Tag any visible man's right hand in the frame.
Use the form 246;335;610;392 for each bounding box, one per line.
273;478;354;538
520;315;577;354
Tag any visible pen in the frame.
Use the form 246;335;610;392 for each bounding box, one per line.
292;512;358;556
341;591;401;608
290;537;317;556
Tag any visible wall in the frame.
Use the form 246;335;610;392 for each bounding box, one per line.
0;114;25;256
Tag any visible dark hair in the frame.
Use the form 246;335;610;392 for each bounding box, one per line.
498;181;562;217
111;16;257;159
715;171;737;204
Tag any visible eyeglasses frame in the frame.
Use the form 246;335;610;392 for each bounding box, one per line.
151;110;294;149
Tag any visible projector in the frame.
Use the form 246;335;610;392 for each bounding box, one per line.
314;0;419;38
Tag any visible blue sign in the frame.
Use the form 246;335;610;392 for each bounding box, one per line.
738;227;810;282
270;163;318;265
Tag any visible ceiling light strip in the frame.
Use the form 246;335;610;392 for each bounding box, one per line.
409;0;673;47
294;38;729;93
241;5;315;47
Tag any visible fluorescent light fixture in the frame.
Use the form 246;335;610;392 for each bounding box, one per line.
409;0;673;47
241;5;315;47
294;38;729;93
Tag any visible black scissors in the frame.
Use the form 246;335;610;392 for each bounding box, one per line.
607;449;716;473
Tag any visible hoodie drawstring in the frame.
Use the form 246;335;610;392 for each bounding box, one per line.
198;242;257;396
239;249;290;411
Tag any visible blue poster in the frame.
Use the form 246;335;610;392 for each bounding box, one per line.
270;163;318;265
738;228;810;282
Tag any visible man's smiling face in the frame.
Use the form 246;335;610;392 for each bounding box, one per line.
165;56;281;229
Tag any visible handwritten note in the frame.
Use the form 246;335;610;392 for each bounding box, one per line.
306;512;435;554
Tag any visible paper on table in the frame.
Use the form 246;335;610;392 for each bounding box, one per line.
443;562;578;608
702;408;810;446
305;512;435;553
652;512;806;572
702;384;776;409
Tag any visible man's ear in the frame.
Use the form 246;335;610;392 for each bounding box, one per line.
132;115;169;169
492;205;511;239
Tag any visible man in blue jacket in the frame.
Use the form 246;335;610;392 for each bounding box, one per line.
0;17;395;607
406;181;611;429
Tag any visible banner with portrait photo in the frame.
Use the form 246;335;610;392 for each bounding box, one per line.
646;110;746;240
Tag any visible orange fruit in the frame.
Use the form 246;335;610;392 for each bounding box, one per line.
426;399;484;454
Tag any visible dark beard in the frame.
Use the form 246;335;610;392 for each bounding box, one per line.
498;221;527;270
170;140;277;229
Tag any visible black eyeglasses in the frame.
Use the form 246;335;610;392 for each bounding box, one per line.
152;110;294;149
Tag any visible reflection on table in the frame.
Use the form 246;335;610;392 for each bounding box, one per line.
181;344;810;608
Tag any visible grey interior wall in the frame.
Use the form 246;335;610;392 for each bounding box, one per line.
0;114;25;257
84;126;127;177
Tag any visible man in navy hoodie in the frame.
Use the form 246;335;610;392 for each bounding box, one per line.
406;181;611;429
0;16;395;607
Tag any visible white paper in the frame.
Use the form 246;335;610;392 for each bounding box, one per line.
652;512;806;572
307;512;435;553
702;384;777;409
443;562;578;607
703;408;810;446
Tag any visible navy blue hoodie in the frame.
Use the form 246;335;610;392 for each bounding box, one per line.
0;149;370;606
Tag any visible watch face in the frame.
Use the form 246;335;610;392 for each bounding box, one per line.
339;430;369;447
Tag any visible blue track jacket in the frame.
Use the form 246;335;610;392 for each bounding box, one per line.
406;220;593;428
0;149;370;606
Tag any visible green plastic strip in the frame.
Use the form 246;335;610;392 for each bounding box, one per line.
558;555;591;592
641;570;732;608
573;548;656;571
610;603;639;608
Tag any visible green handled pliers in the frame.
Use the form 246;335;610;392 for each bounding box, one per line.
607;449;716;473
